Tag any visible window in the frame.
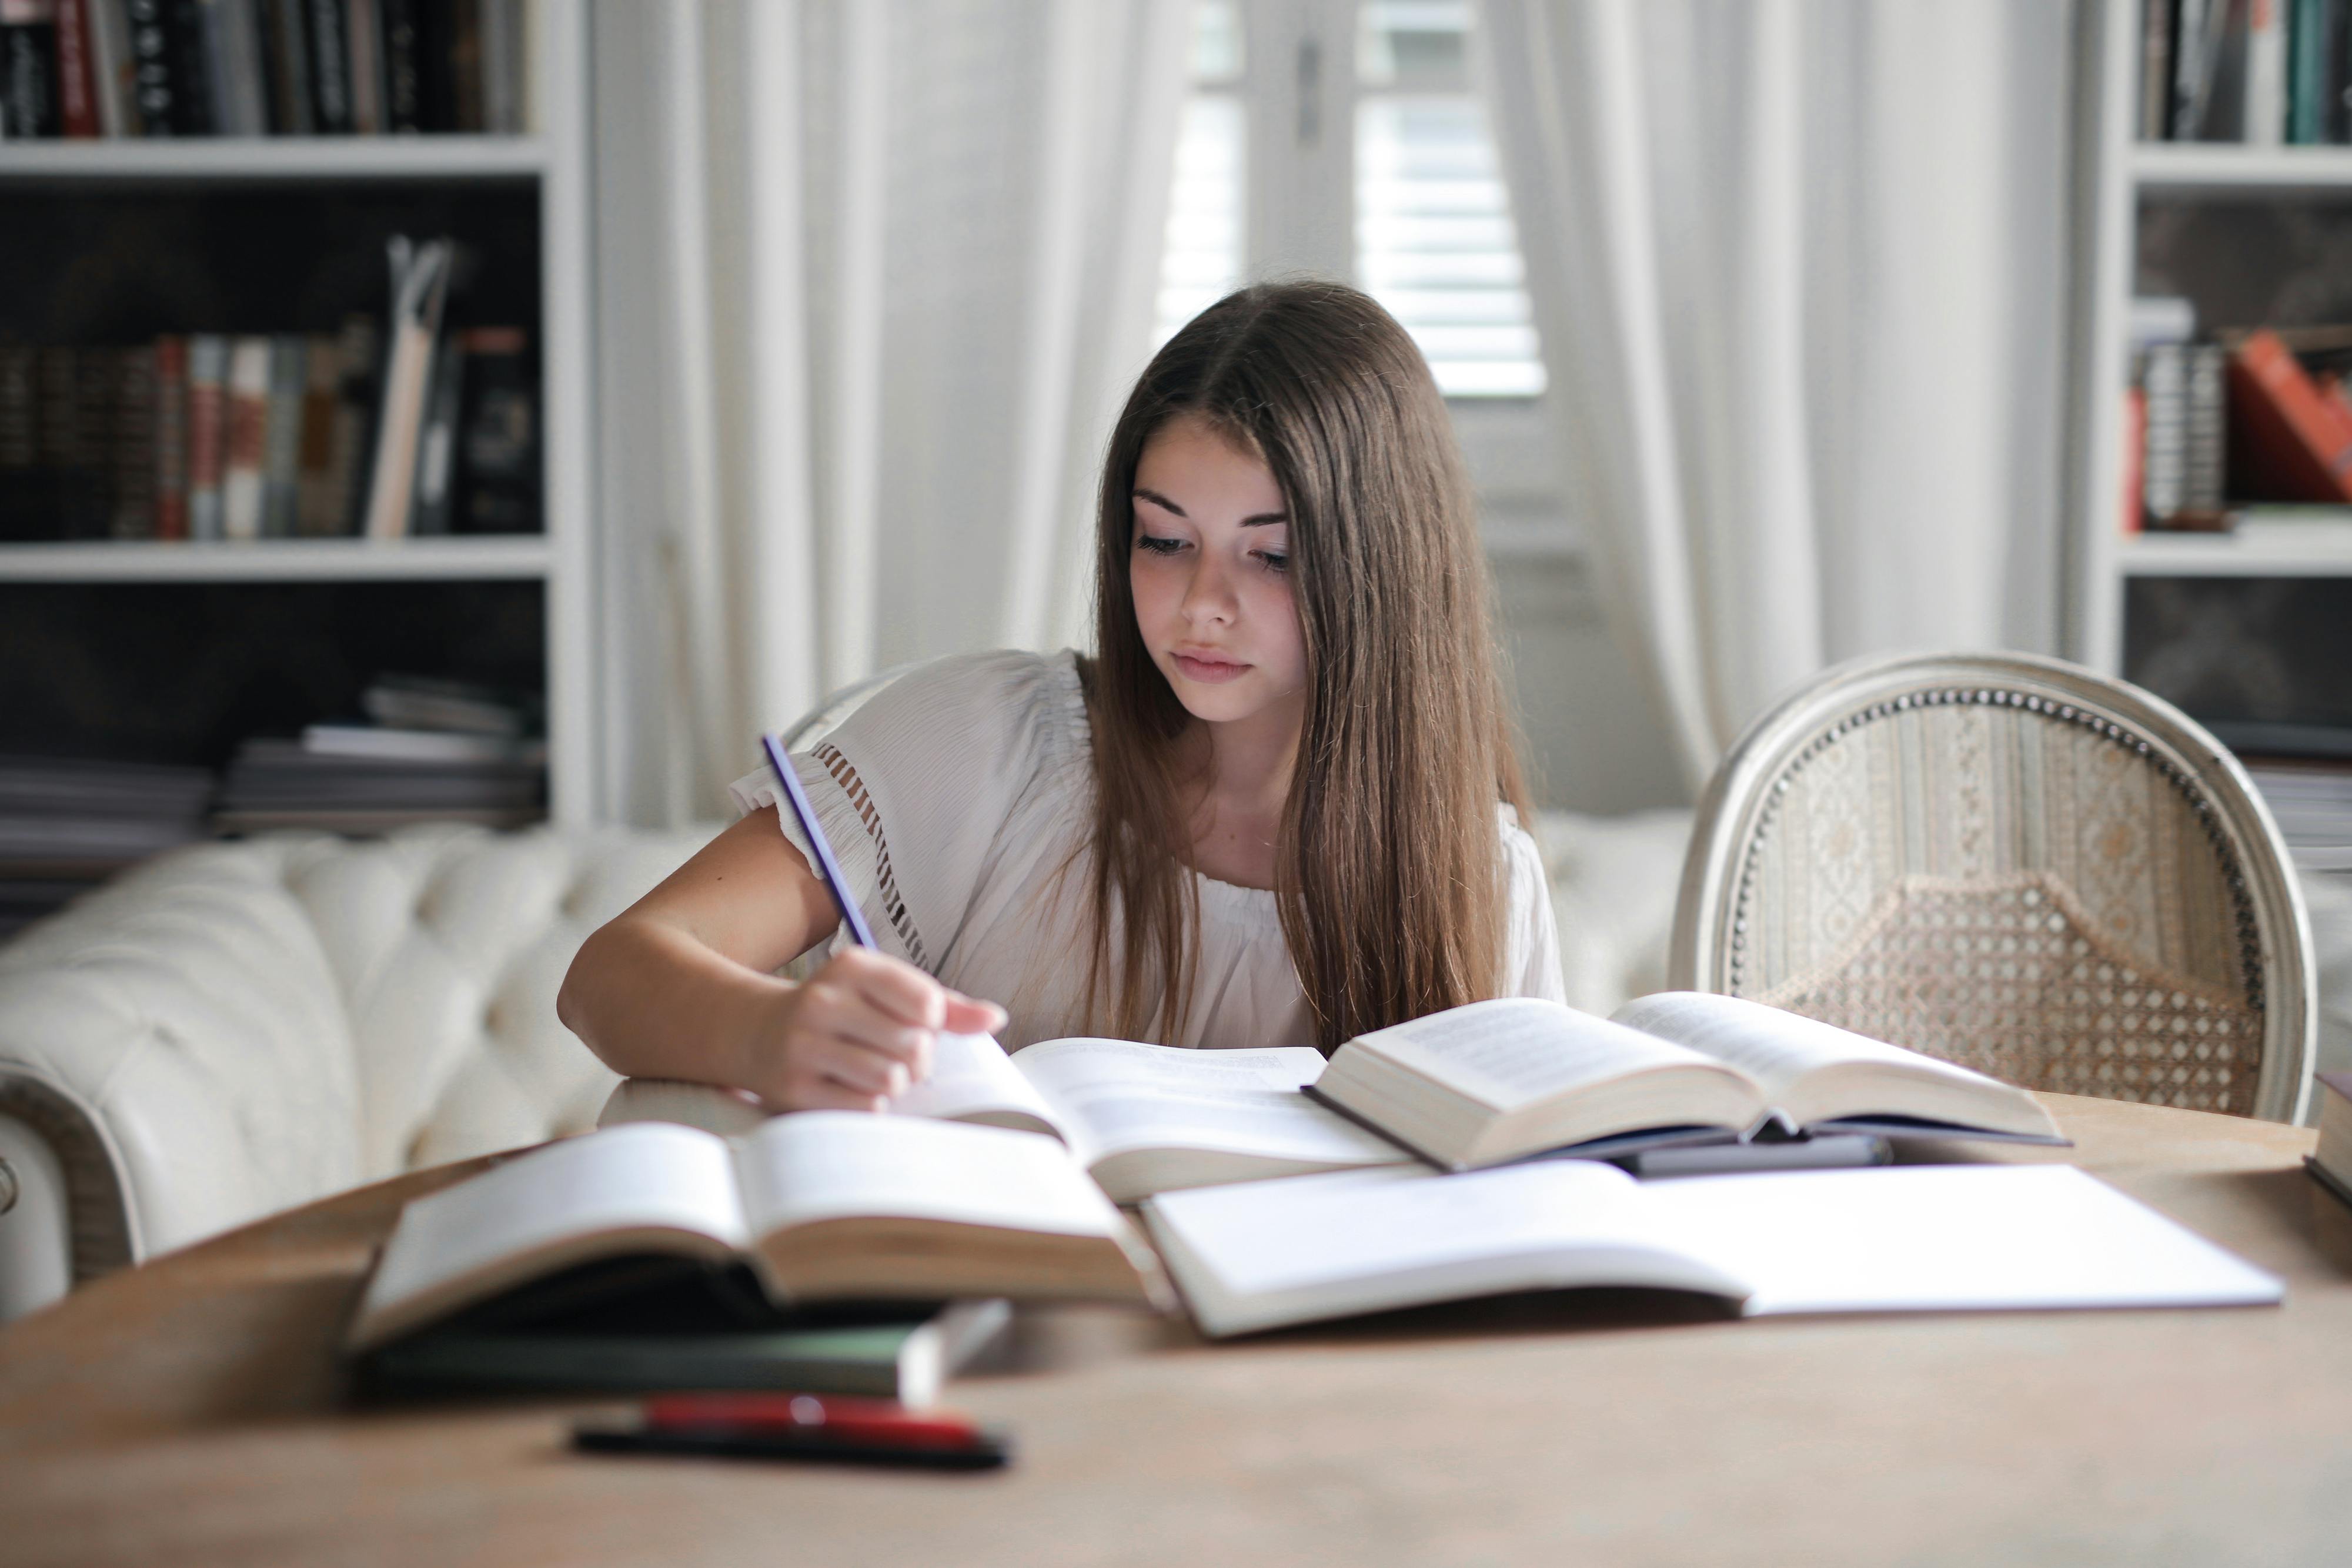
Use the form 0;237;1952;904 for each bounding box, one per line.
1152;0;1544;400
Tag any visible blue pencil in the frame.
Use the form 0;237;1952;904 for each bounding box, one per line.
761;732;879;951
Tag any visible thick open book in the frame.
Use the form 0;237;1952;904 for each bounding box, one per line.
1308;991;2066;1171
603;1033;1415;1203
1142;1161;2284;1339
349;1113;1169;1353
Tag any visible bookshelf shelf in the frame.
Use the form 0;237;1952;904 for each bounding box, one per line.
2120;527;2352;577
2128;142;2352;195
0;136;547;184
0;536;553;583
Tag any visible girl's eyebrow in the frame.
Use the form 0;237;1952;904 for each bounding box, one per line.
1132;487;1287;527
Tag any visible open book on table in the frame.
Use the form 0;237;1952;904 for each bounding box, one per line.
348;1112;1169;1355
602;1033;1417;1203
1142;1160;2284;1339
1307;991;2067;1172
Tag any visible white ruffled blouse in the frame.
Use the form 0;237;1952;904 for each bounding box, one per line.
730;649;1563;1052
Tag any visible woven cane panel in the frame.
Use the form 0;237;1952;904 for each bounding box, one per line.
1738;702;2247;1001
1760;873;2264;1114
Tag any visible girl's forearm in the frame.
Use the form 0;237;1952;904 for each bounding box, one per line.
557;914;787;1093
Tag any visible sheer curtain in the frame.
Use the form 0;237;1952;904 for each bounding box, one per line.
1475;0;2074;792
592;0;1192;824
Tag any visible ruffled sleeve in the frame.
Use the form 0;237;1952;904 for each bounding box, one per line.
728;650;1084;972
1499;805;1566;1003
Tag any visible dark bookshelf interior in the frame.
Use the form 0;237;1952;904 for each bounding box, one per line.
2123;575;2352;741
0;179;540;343
2136;195;2352;335
0;578;544;768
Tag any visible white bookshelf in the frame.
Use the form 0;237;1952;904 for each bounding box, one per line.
2066;0;2352;675
0;5;599;825
0;537;553;583
0;136;546;181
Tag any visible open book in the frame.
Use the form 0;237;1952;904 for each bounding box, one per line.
1308;991;2066;1172
349;1112;1169;1353
1142;1161;2284;1339
603;1033;1415;1203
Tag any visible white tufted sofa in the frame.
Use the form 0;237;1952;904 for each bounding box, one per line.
0;824;707;1320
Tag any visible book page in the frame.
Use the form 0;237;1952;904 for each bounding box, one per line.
1641;1165;2283;1315
885;1030;1064;1136
1610;991;1999;1101
1014;1038;1395;1165
1356;998;1723;1111
733;1111;1125;1242
354;1124;749;1345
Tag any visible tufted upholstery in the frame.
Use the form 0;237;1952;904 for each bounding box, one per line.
0;824;706;1316
1671;651;2316;1124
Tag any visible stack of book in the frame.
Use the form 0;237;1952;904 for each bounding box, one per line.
0;290;536;543
214;673;544;834
0;755;213;937
2140;0;2352;144
2241;755;2352;871
2126;309;2352;534
0;0;526;140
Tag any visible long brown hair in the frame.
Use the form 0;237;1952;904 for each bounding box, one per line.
1080;280;1534;1052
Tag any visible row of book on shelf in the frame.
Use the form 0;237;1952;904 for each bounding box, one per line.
0;673;543;937
2123;297;2352;536
2143;0;2352;142
0;235;534;543
0;0;526;141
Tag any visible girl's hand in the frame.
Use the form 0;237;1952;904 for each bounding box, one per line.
747;947;1007;1112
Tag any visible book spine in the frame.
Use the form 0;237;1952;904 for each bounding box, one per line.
294;332;338;533
378;0;416;131
184;332;226;537
2174;0;2219;138
111;344;158;539
124;0;174;133
210;0;265;135
300;0;343;129
2184;342;2229;515
261;332;305;536
165;0;212;133
2144;0;2179;138
54;0;98;135
2246;0;2288;141
259;0;307;133
454;324;533;532
1;0;63;139
409;330;462;534
2122;384;2147;536
2333;0;2352;140
222;333;269;539
327;313;378;532
0;345;36;538
152;333;189;539
2143;342;2189;523
2227;328;2352;502
84;0;134;133
345;0;379;132
479;0;513;133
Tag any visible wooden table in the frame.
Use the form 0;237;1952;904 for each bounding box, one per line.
2;1094;2348;1568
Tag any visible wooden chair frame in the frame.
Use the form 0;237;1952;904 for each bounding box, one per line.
1669;650;2316;1122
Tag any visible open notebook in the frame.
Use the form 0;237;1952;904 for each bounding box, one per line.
603;1032;1415;1202
1142;1161;2284;1338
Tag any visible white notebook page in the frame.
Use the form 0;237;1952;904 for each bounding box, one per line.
1639;1164;2284;1315
1019;1038;1399;1165
1360;998;1711;1111
733;1111;1123;1240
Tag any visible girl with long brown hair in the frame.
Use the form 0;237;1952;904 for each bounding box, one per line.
560;282;1561;1109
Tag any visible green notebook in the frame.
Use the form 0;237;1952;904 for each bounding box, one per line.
360;1299;1010;1407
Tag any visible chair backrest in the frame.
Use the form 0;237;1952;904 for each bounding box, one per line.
1669;651;2315;1122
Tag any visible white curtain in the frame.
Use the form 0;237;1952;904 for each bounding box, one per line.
592;0;1193;824
1476;0;2074;793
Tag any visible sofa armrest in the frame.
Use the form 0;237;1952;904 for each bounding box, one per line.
0;840;364;1290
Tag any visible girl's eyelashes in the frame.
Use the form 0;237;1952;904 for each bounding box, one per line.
1134;533;1185;556
1253;549;1289;574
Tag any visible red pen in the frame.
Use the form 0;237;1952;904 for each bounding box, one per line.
574;1393;1013;1470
